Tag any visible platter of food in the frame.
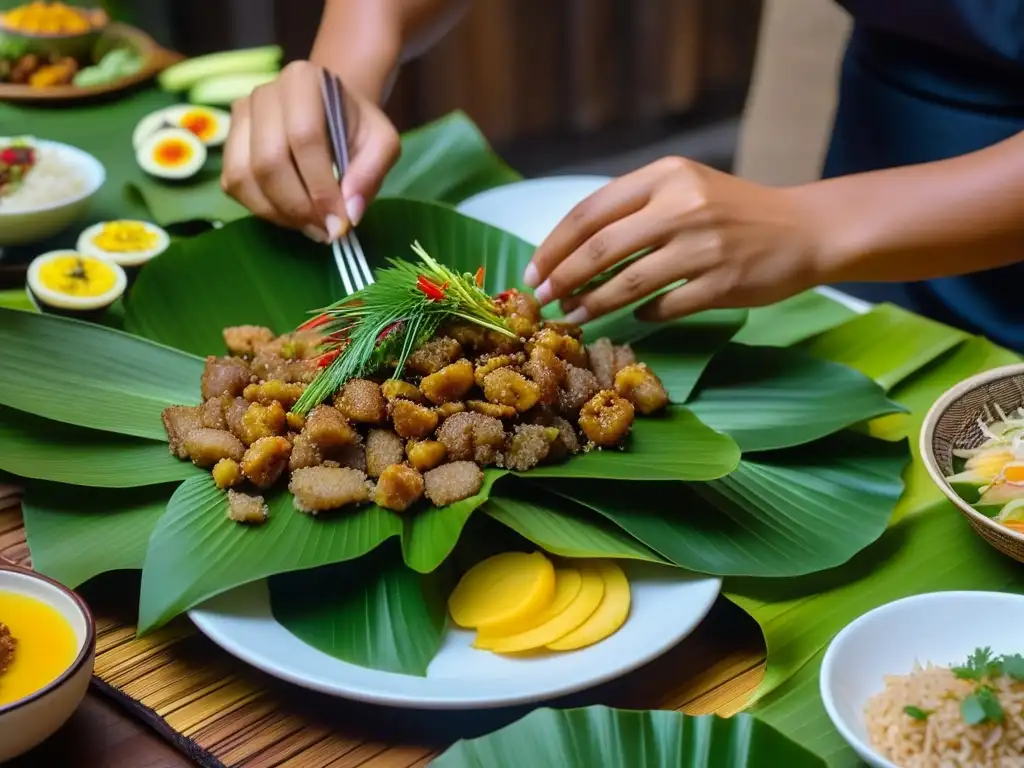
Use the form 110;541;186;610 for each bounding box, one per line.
0;2;180;102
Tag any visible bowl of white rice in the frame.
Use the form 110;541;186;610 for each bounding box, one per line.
821;591;1024;768
0;138;104;246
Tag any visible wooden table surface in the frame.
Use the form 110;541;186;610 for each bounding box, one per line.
8;597;767;768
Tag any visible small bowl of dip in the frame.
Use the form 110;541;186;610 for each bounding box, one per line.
0;565;95;762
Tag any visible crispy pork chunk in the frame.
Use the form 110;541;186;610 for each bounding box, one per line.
162;405;203;459
423;461;484;506
223;325;275;357
374;464;425;512
406;439;447;472
436;412;505;466
503;424;558;471
241;436;292;489
366;428;405;478
334;379;386;424
212;458;243;489
391;399;438;439
183;428;245;467
289;467;373;514
407;337;462;375
201;356;252;400
559;364;601;419
303;405;357;450
614;363;669;415
420;359;474;404
227;490;269;525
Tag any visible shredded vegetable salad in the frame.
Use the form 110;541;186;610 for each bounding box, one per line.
948;405;1024;532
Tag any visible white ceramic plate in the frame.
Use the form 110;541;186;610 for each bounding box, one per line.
455;175;871;314
821;591;1024;768
190;564;720;709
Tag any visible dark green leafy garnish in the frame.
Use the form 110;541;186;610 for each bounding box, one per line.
949;647;1021;726
903;705;930;720
1000;653;1024;680
952;646;1001;682
961;686;1004;725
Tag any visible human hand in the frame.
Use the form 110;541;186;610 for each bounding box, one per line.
221;60;400;242
523;157;827;323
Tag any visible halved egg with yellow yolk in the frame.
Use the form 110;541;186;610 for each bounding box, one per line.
136;128;206;180
165;105;231;147
27;250;127;312
76;220;170;267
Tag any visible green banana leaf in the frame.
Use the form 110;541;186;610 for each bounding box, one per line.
270;545;450;676
0;409;199;487
22;482;170;588
523;407;740;482
740;501;1024;766
432;706;826;768
402;470;508;574
0;308;203;440
549;432;907;577
378;111;521;203
800;303;966;391
137;474;402;632
127;152;248;228
733;291;856;348
687;344;902;452
484;489;668;563
0;289;34;313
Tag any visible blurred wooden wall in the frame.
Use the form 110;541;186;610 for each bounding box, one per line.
272;0;763;146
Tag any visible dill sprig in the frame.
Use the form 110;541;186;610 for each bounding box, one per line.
292;242;512;414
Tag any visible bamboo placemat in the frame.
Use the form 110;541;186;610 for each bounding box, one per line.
0;500;765;768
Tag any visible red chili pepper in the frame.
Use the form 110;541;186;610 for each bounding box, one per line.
474;266;485;288
315;349;341;368
298;313;332;331
416;275;446;301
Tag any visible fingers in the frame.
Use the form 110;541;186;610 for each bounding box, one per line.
340;97;400;228
280;62;348;236
635;276;724;322
525;162;671;290
532;210;675;308
557;245;691;324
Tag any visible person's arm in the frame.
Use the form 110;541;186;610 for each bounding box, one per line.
310;0;472;105
803;130;1024;284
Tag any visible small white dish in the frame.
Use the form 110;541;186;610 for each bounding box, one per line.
0;139;105;246
189;562;721;709
820;591;1024;768
0;566;96;763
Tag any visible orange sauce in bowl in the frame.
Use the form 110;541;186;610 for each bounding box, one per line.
0;591;78;706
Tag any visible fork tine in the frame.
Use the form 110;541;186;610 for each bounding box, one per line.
340;236;367;291
332;240;355;295
347;230;374;286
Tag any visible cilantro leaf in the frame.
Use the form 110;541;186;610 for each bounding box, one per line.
977;686;1005;723
961;693;988;725
1001;653;1024;681
953;647;996;681
903;705;930;720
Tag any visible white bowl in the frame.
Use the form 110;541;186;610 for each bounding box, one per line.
0;139;105;247
820;591;1024;768
0;566;96;763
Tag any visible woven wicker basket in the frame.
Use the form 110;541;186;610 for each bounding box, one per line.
921;363;1024;563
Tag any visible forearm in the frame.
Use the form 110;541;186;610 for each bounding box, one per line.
799;130;1024;284
310;0;470;104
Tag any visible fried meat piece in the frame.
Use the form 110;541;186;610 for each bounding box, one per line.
474;353;524;386
237;400;287;445
223;325;275;357
366;428;406;478
199;395;229;429
482;368;540;412
335;379;386;424
586;337;618;389
303;405;358;450
289;467;372;514
407;337;462;375
162;405;203;459
503;424;559;471
212;458;243;489
406;439;447;472
435;401;466;422
495;288;542;337
578;391;635;447
381;378;425;403
226;490;268;524
420;359;474;404
183;428;245;467
201;356;252;400
558;364;601;419
436;412;505;466
288;432;322;472
332;442;368;474
467;400;517;419
224;397;250;442
250;351;317;384
523;345;565;406
614;363;669;415
241;436;292;489
528;327;588;368
374;464;425;512
391;399;439;439
424;461;484;506
243;380;306;409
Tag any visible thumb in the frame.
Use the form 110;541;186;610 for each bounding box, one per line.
341;108;400;227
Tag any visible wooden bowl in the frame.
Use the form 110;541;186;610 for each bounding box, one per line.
0;23;180;102
920;362;1024;563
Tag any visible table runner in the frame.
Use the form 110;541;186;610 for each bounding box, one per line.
0;501;765;767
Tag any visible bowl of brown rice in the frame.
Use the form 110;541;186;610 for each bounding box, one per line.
820;591;1024;768
0;137;104;246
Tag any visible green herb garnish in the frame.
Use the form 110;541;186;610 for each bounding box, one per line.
950;647;1018;726
903;705;930;721
961;686;1004;725
952;646;1001;681
1000;653;1024;680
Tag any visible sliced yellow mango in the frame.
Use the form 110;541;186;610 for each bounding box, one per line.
474;568;583;650
547;560;631;651
486;567;605;654
448;551;555;632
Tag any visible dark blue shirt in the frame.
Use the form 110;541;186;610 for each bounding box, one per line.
825;1;1024;350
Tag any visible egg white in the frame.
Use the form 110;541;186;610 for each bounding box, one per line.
76;220;171;267
132;109;175;151
27;250;127;312
136;128;207;180
163;105;232;147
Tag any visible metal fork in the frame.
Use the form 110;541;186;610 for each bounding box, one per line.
319;68;374;294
